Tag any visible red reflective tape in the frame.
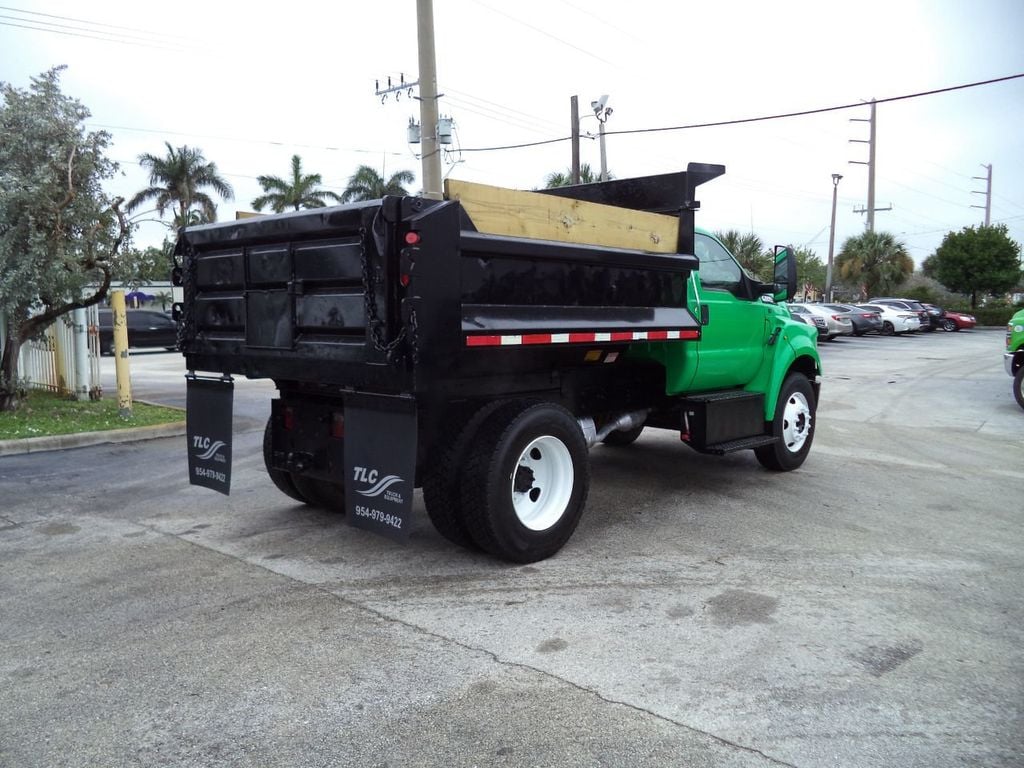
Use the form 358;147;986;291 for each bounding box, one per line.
465;329;700;347
521;333;552;345
466;335;502;347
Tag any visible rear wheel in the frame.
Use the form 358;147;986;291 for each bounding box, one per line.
262;417;306;503
422;401;520;549
755;373;816;471
881;321;895;336
461;402;589;563
291;475;346;512
1014;365;1024;411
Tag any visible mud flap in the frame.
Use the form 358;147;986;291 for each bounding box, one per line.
185;375;234;495
344;394;417;543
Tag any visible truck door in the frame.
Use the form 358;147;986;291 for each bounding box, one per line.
689;233;769;390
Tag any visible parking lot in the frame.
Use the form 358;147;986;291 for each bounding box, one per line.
2;328;1022;767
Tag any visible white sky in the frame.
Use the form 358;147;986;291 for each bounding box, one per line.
2;0;1023;267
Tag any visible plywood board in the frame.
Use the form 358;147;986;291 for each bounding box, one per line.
444;179;679;253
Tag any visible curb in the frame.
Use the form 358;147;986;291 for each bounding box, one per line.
0;421;188;457
0;399;187;457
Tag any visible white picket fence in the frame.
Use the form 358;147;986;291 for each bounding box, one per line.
17;305;102;399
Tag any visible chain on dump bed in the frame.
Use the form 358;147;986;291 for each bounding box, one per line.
359;227;407;362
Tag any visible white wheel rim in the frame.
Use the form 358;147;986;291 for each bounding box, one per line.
781;391;812;453
510;435;574;531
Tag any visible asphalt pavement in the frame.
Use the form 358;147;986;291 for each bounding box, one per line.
1;330;1022;767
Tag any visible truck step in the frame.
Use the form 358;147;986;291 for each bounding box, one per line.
701;435;777;455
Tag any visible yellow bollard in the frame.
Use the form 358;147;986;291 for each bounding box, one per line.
109;290;133;419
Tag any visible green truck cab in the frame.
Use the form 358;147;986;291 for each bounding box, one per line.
1006;308;1024;410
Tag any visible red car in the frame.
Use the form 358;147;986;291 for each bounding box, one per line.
940;310;976;332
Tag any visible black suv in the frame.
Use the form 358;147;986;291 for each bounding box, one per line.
98;309;178;355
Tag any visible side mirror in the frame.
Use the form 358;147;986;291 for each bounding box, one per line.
773;245;797;303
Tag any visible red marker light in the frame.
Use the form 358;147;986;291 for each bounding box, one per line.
283;407;295;431
400;274;411;287
404;231;421;245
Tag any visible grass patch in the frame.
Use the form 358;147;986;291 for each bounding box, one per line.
0;390;184;440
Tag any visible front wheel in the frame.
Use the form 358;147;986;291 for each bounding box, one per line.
461;402;589;563
942;319;957;332
755;373;816;471
1014;366;1024;411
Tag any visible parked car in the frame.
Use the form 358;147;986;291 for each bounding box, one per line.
857;304;921;335
921;303;947;330
788;303;853;341
825;303;883;336
868;298;934;331
787;309;826;339
97;309;178;355
938;309;976;332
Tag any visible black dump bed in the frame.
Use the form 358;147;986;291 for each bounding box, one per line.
176;166;722;399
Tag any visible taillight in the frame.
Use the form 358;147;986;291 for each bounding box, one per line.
283;406;295;431
404;231;421;245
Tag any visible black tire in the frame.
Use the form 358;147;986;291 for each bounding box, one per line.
1014;365;1024;411
262;417;307;503
942;319;957;332
601;424;644;446
460;402;589;563
881;321;895;336
291;475;346;512
755;373;816;472
422;401;520;549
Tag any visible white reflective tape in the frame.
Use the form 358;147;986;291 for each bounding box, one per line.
501;335;522;345
594;332;611;342
667;330;681;339
632;331;648;340
551;333;570;343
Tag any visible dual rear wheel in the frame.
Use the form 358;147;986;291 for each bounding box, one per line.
424;401;589;563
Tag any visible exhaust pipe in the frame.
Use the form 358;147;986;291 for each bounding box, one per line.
578;410;649;448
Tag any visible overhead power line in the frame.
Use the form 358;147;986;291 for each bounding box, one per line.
458;73;1024;153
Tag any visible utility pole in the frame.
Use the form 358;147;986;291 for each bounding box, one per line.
570;95;580;185
416;0;443;199
826;173;843;302
972;163;992;226
850;100;891;231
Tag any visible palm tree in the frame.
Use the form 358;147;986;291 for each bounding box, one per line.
340;165;416;202
127;142;234;226
543;163;607;188
252;154;341;213
835;231;913;300
716;230;769;281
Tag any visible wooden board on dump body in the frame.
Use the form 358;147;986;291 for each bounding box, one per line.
443;179;680;254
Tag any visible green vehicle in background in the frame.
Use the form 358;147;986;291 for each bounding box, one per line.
1006;308;1024;410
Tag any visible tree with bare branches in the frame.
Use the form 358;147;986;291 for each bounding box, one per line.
0;68;129;411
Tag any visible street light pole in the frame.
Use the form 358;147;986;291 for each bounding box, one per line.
416;0;442;200
825;173;843;302
591;95;612;181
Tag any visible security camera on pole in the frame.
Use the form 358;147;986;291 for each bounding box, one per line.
591;95;612;182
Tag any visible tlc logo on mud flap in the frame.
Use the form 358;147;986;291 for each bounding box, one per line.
353;466;405;504
192;435;227;463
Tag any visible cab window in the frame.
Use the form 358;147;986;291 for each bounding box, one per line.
695;233;742;290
